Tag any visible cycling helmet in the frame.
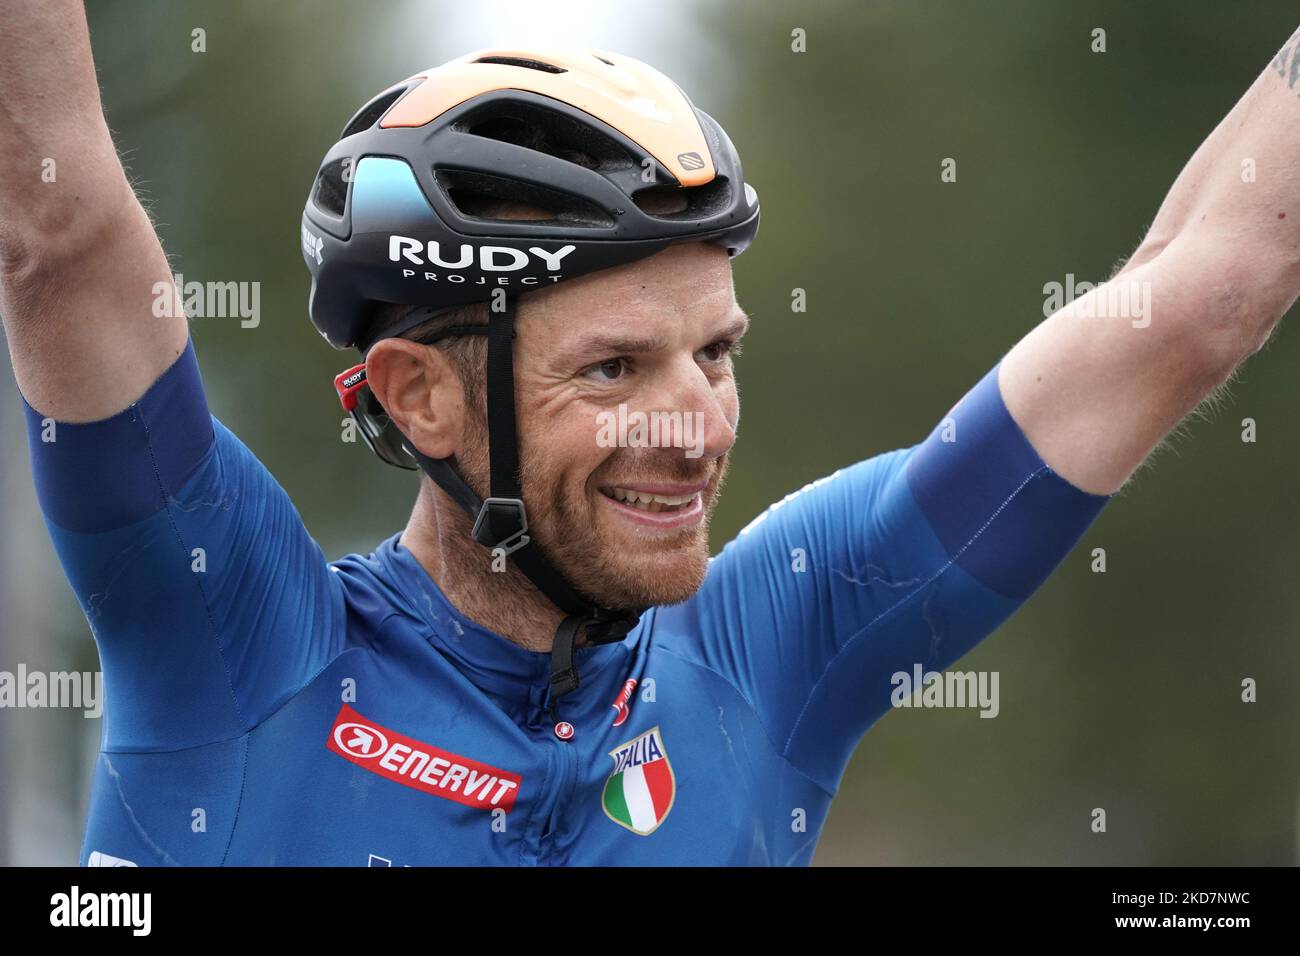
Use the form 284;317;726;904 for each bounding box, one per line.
301;47;760;736
303;47;759;348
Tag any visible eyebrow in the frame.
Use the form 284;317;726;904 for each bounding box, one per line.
570;307;751;359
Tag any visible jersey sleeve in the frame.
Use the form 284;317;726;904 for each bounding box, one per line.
21;339;345;751
654;364;1110;793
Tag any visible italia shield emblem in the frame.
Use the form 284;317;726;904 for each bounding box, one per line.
601;726;675;835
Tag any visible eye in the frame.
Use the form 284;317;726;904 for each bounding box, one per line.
583;357;628;382
698;339;740;364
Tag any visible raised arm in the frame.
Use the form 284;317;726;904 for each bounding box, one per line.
0;1;348;769
0;0;186;420
1000;25;1300;495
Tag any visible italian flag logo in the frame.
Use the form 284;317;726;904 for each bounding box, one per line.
601;726;675;835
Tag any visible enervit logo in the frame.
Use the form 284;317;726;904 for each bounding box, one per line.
333;721;388;758
326;705;523;811
388;236;575;272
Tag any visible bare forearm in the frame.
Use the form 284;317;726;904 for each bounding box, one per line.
1129;26;1300;287
0;0;186;421
1003;25;1300;496
0;0;133;260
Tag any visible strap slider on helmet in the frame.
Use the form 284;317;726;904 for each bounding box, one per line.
472;497;531;556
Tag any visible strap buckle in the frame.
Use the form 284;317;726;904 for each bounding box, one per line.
472;497;531;557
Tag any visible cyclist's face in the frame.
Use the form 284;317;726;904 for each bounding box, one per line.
512;241;745;609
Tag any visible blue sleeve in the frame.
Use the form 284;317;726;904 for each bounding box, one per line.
21;340;345;751
654;365;1110;793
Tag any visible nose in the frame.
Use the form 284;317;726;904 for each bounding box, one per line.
644;356;738;463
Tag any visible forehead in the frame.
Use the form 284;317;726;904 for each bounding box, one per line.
522;242;738;339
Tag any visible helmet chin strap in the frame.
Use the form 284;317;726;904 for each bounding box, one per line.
394;297;640;737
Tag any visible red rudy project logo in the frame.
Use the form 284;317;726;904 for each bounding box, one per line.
327;704;523;812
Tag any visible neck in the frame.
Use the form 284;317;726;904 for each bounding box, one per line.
399;479;579;653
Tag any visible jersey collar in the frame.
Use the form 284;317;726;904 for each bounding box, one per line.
374;533;635;699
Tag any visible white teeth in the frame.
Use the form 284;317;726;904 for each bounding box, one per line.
605;487;696;510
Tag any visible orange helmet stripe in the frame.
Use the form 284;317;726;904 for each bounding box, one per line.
379;47;716;187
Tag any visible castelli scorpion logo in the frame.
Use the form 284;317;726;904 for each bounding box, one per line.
610;678;637;727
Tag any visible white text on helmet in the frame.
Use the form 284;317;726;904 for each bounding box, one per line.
388;236;575;272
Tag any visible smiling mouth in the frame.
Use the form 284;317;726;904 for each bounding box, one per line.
599;487;699;513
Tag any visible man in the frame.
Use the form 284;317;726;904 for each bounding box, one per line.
1;2;1294;865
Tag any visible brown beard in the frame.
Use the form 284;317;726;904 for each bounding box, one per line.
538;445;730;611
451;401;728;613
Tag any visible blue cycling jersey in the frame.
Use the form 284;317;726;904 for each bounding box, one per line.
22;340;1107;866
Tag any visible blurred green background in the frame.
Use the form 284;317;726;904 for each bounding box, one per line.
1;0;1296;865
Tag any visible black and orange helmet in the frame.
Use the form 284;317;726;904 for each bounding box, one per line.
302;47;761;351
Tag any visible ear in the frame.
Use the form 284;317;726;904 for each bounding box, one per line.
364;338;465;460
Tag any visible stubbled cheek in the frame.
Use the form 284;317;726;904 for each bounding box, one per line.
574;422;619;493
719;382;740;432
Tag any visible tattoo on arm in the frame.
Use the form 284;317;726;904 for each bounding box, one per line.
1272;25;1300;91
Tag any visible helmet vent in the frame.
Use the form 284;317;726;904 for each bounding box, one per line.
435;168;614;227
312;158;351;217
633;177;732;221
456;101;634;172
340;86;408;138
473;55;566;74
